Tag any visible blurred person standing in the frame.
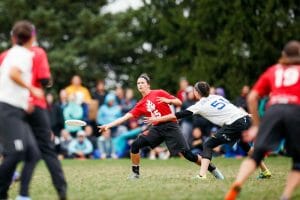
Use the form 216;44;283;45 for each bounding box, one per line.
22;24;67;199
176;77;189;102
92;79;107;107
234;85;250;112
65;75;91;104
225;41;300;200
0;20;42;200
97;129;118;159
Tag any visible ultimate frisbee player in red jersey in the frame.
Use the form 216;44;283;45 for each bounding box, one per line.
98;74;223;179
225;41;300;200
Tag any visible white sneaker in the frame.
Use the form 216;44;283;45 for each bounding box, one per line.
127;172;140;180
211;168;225;180
16;196;32;200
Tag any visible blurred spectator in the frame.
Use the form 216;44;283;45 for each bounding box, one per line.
59;129;72;159
176;77;189;102
180;86;196;145
115;85;125;105
97;93;122;136
59;89;68;109
209;86;216;95
222;142;247;158
68;130;93;159
84;125;98;158
113;120;144;158
97;129;118;159
92;80;107;107
215;87;226;97
63;94;84;137
120;88;137;115
190;127;204;155
234;85;250;111
46;93;64;137
149;144;170;160
65;75;91;104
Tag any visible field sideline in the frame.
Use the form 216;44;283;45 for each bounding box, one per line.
9;156;300;200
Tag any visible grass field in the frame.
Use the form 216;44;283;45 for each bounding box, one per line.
9;156;300;200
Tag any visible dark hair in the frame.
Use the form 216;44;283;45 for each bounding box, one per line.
194;81;210;97
138;73;150;84
11;20;34;45
279;40;300;65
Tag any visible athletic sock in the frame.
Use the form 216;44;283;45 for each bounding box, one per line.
132;165;139;175
208;162;216;172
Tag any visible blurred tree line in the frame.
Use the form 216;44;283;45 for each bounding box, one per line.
0;0;299;98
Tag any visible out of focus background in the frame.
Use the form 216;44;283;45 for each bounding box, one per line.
1;0;299;97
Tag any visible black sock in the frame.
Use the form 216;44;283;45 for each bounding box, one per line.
208;162;216;172
132;165;139;175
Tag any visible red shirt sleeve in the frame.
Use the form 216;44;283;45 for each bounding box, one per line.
0;51;8;65
129;101;144;118
158;89;176;99
252;68;271;97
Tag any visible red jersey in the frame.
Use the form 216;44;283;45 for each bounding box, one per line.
30;46;51;109
129;89;178;125
253;64;300;105
0;46;51;109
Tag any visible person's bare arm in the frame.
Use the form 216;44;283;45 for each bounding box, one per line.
157;97;182;107
10;67;44;99
98;113;133;132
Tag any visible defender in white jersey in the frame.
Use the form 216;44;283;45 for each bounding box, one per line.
145;81;270;179
0;20;43;200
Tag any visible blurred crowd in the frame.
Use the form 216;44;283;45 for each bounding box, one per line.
47;75;284;161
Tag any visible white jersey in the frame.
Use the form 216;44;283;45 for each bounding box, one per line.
187;94;248;127
0;45;33;110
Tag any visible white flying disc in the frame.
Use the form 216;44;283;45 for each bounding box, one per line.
65;119;87;126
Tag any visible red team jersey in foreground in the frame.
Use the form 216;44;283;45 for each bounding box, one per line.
253;64;300;105
0;46;51;109
129;90;177;125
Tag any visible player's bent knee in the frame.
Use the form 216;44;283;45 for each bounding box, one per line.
181;150;198;163
130;137;149;154
202;144;213;160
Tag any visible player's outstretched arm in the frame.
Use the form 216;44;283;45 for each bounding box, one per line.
144;114;176;124
98;113;133;132
156;97;182;107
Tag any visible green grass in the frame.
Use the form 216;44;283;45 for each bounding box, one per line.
9;156;300;200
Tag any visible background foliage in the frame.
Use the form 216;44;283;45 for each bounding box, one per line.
0;0;299;98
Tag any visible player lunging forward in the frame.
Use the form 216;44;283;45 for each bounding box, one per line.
145;81;270;180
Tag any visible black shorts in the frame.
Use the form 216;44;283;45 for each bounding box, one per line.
214;115;251;146
0;102;36;154
140;122;189;156
253;104;300;160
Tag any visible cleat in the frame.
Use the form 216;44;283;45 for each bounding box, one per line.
192;174;207;180
224;184;241;200
257;170;271;179
211;168;225;180
127;172;140;180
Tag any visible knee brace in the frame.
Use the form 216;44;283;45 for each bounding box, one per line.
292;157;300;171
181;150;198;163
130;136;149;154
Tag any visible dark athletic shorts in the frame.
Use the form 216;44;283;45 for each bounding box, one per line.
0;102;36;154
140;122;189;156
253;104;300;160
